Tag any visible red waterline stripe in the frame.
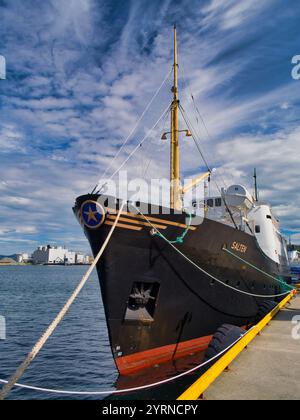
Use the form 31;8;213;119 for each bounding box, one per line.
116;335;212;376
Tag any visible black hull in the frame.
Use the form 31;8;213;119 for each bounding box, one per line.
74;194;289;375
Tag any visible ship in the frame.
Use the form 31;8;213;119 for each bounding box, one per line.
288;247;300;282
73;27;291;376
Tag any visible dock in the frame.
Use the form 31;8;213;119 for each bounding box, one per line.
178;293;300;400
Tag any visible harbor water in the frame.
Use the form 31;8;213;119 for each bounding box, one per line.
0;266;203;400
0;266;117;400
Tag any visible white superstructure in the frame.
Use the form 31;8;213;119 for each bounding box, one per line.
248;204;288;264
193;183;289;265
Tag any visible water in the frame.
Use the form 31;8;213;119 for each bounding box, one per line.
0;266;117;400
0;266;203;400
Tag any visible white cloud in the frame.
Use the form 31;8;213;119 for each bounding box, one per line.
1;196;34;207
0;125;25;153
15;226;38;234
0;0;299;254
202;0;273;31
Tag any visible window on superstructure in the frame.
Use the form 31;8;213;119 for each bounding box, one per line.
207;199;214;208
215;198;222;207
266;215;272;219
255;225;261;233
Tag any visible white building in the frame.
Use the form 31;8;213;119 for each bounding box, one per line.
16;253;29;263
31;246;90;265
32;246;65;264
75;253;90;264
66;251;76;265
76;253;85;264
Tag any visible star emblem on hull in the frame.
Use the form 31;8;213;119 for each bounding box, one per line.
81;200;106;228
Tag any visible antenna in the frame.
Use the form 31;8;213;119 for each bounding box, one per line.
253;168;259;202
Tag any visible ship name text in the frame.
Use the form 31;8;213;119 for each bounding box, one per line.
231;242;248;254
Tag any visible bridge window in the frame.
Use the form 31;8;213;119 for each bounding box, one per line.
266;215;272;219
215;198;222;207
207;199;214;208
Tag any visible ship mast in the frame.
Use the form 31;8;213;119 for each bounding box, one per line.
170;25;181;210
168;26;210;209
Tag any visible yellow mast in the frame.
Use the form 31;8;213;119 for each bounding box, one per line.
170;25;181;210
168;26;210;209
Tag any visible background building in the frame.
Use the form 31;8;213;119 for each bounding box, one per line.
31;245;90;265
76;253;87;264
16;253;30;263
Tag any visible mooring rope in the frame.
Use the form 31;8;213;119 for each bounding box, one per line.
0;202;126;401
134;207;296;299
153;211;192;244
0;329;249;396
222;247;294;291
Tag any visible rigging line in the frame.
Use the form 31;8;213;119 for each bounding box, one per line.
95;104;172;194
180;105;227;200
210;180;239;231
91;67;173;194
191;102;233;189
178;55;232;189
245;220;254;236
134;206;295;299
189;95;233;188
210;176;239;230
180;102;227;190
179;103;238;229
223;247;294;291
179;104;211;172
219;197;238;230
142;105;171;178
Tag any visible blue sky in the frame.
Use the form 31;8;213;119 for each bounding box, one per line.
0;0;300;255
